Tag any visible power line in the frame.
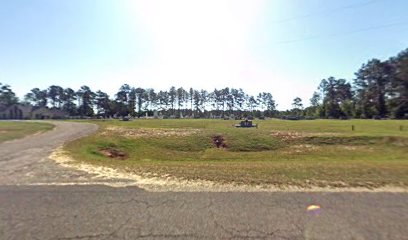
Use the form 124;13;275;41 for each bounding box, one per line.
273;0;384;24
275;21;408;44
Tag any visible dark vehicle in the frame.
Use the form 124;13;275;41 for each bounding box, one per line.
281;115;302;120
121;116;131;121
235;120;258;128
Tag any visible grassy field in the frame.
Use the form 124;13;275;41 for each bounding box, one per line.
65;119;408;188
0;121;54;143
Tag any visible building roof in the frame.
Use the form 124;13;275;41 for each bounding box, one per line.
0;104;68;116
0;104;33;112
50;108;67;114
16;104;33;112
32;106;48;112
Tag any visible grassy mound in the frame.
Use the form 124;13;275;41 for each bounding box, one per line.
65;119;408;188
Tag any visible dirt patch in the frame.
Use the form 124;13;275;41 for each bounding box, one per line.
342;146;358;151
271;131;304;141
101;127;202;138
50;148;408;193
212;135;227;148
381;136;408;147
271;131;340;141
282;144;320;154
99;148;128;160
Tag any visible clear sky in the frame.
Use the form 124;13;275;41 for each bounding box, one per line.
1;0;407;110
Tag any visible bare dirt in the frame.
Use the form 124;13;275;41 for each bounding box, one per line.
212;135;227;148
282;144;320;154
50;148;408;193
271;130;340;141
100;126;202;138
99;148;128;160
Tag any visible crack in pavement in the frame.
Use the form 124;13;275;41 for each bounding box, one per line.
57;217;132;240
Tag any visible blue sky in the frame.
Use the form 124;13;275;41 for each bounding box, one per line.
1;0;407;110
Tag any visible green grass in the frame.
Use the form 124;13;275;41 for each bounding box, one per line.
0;121;54;142
65;119;408;188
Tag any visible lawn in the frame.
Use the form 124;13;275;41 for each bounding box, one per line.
65;119;408;188
0;121;54;143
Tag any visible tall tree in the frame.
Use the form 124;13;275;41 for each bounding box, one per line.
319;77;352;118
257;93;266;111
168;86;177;115
292;97;303;109
176;87;186;115
388;49;408;118
220;88;229;114
200;90;208;112
0;83;18;106
189;87;194;112
310;92;321;107
262;92;276;117
47;85;64;108
157;90;169;111
61;88;77;115
211;89;224;115
307;91;323;117
76;86;95;117
234;88;246;112
135;87;146;115
291;97;303;116
143;88;157;112
24;88;47;107
115;84;132;116
141;90;150;112
95;90;111;117
354;59;391;118
193;90;201;114
128;88;137;117
247;96;258;113
226;88;235;114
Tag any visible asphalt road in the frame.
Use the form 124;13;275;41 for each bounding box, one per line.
0;121;407;239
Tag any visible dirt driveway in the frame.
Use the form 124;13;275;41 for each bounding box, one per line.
0;121;105;185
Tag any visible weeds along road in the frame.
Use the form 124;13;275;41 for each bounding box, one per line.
0;121;407;239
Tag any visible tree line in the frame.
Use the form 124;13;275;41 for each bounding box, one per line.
0;83;277;118
303;48;407;119
0;48;407;119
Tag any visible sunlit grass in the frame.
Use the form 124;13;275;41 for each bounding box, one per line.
0;121;54;142
65;119;408;187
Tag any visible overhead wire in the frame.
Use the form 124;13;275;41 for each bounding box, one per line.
275;21;408;44
269;0;407;44
272;0;384;24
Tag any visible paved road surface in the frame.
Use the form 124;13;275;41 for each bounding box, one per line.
0;121;407;239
